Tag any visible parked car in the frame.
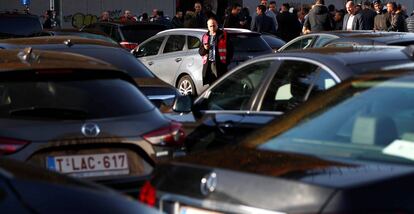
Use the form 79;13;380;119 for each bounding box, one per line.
261;33;286;52
0;36;180;111
132;28;273;95
0;48;185;195
144;67;414;213
0;158;161;214
41;28;119;45
0;11;43;39
278;31;414;52
81;21;168;50
169;45;414;152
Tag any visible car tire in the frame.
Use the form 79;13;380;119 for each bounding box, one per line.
177;75;196;96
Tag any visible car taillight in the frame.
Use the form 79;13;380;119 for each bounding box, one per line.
143;122;186;147
139;181;156;207
120;41;138;50
0;137;29;155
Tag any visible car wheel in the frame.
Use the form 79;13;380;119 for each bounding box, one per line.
177;75;196;96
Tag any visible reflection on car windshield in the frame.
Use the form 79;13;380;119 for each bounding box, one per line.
260;74;414;165
0;79;154;120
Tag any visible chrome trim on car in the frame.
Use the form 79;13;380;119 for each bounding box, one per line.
158;192;286;214
202;110;284;115
147;95;176;101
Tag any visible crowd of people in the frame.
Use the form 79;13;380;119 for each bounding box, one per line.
93;0;414;42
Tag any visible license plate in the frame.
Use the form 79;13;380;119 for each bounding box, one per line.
46;152;129;178
180;206;222;214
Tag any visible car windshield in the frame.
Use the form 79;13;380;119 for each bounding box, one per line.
0;16;42;37
259;73;414;165
229;34;271;52
0;78;154;120
121;25;166;44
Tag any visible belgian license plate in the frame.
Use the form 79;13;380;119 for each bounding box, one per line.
180;206;222;214
46;152;129;178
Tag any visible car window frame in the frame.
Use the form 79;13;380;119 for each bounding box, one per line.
162;35;186;54
137;36;166;57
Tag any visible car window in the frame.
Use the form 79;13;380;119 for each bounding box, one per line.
282;36;315;51
0;15;42;37
163;35;185;53
313;35;337;48
110;26;121;42
188;36;201;49
137;37;165;57
199;60;273;110
229;34;271;52
0;78;154;120
261;60;337;112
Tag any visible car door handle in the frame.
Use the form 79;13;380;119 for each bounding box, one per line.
175;58;182;62
148;61;154;66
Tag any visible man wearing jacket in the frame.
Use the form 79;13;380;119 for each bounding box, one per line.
343;1;364;30
199;18;234;86
303;0;333;34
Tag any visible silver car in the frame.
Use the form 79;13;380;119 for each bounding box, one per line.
133;28;273;96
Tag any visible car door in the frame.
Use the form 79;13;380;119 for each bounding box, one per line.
155;35;187;85
136;36;166;77
259;59;339;112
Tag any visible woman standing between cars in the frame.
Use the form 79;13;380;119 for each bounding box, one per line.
199;18;233;86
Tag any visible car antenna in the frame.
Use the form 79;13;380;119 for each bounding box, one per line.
17;47;39;64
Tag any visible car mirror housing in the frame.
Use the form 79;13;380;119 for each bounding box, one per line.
172;95;193;113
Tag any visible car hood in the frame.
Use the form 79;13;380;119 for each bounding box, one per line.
172;146;414;188
0;109;169;141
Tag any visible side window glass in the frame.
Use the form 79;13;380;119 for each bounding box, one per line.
188;36;201;49
314;35;336;48
261;60;323;112
110;26;121;42
200;60;273;110
99;24;112;35
163;35;185;53
284;37;314;51
137;37;165;57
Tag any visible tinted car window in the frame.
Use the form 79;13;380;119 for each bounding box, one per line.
163;35;185;53
0;79;154;119
200;60;272;110
0;16;42;37
188;36;201;49
283;37;314;51
137;37;165;57
229;34;270;52
121;25;167;44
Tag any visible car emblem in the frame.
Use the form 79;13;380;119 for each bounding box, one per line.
81;123;100;137
200;172;217;196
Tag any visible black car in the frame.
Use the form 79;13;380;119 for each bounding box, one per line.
144;67;414;213
81;22;168;50
169;45;414;152
0;158;161;214
0;48;185;195
41;28;119;45
0;36;180;111
325;31;414;47
0;11;43;39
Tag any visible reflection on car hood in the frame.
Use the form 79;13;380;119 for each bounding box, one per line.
174;146;414;188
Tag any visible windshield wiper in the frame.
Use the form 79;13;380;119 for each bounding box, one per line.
9;106;89;119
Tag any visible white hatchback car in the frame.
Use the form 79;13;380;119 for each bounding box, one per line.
132;28;272;95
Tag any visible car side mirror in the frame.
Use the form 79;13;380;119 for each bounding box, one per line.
172;95;193;113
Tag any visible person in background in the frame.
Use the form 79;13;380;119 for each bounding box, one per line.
172;11;184;28
120;10;137;23
149;9;158;22
387;1;406;32
154;10;172;28
342;1;364;30
184;10;197;28
194;2;207;28
43;10;59;29
360;0;376;30
373;0;390;31
99;11;113;22
223;3;242;28
240;7;252;29
333;10;344;30
277;3;301;42
303;0;333;34
199;18;233;86
139;13;149;22
252;4;276;34
406;12;414;32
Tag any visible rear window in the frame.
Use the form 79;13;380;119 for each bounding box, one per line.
0;78;154;120
121;25;167;44
229;33;271;52
0;16;42;38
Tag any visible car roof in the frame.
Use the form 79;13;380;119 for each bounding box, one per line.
0;48;119;72
327;32;414;45
155;28;260;37
270;45;412;67
0;36;120;48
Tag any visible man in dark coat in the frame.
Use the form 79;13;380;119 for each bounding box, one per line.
303;0;333;34
387;2;406;32
223;3;242;28
373;0;390;31
342;1;364;30
251;4;276;34
360;1;376;30
276;3;301;42
199;18;234;86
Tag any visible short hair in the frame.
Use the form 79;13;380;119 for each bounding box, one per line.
316;0;325;5
269;1;276;5
328;4;335;11
258;5;266;13
387;2;397;9
282;3;290;8
232;3;241;9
